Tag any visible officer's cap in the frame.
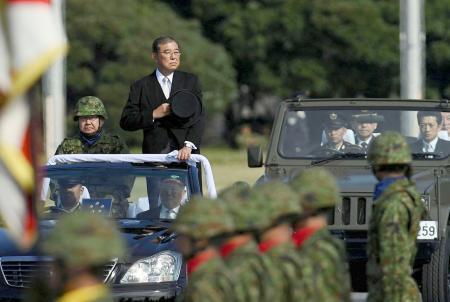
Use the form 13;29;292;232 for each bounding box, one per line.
352;110;384;124
323;112;347;129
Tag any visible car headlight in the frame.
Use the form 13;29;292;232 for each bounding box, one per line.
120;251;182;283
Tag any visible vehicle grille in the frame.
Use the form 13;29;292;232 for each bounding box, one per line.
0;256;116;288
327;195;373;229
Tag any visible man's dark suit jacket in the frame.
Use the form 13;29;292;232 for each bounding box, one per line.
410;138;450;155
120;70;205;153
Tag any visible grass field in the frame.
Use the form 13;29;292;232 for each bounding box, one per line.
202;146;264;191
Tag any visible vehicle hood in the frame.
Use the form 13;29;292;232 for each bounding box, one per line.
335;166;436;195
0;219;177;260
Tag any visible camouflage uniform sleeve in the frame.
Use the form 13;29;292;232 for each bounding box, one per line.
378;199;412;301
54;140;67;155
113;135;129;154
54;138;83;155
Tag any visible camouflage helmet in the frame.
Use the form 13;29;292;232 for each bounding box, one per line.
73;96;108;121
218;181;250;202
219;182;259;232
290;167;339;211
43;212;125;268
249;181;302;231
367;131;412;166
171;196;233;240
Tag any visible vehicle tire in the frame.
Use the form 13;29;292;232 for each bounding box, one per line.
422;229;450;301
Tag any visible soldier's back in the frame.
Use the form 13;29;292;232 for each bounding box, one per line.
224;240;274;302
367;179;424;302
299;228;351;302
181;257;236;302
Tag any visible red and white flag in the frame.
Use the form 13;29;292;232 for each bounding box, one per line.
0;0;67;248
7;0;68;101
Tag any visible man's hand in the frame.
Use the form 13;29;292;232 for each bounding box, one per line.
152;103;171;119
178;146;192;161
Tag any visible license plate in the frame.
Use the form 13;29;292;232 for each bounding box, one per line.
417;221;438;240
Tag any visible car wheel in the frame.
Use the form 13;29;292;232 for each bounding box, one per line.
422;228;450;301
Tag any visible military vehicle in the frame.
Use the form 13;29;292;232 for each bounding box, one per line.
248;98;450;301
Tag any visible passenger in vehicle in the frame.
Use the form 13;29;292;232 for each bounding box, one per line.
46;178;87;214
55;96;129;155
351;111;383;153
439;112;450;140
318;113;362;154
137;175;186;220
411;111;450;156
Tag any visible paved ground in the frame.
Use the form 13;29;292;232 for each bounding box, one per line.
352;293;367;302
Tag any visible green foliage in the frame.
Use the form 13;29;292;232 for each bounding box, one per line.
66;0;237;146
185;0;449;100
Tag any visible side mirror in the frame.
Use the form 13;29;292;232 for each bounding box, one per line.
247;145;263;168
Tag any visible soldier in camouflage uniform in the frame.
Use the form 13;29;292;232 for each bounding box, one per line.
290;167;352;301
55;96;129;155
30;212;126;302
171;196;236;302
248;181;308;301
218;183;275;302
366;131;426;302
55;96;131;216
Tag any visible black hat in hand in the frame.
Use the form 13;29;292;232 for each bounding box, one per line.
165;90;203;128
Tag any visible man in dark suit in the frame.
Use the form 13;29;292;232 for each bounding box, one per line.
136;176;186;220
411;111;450;157
120;36;205;160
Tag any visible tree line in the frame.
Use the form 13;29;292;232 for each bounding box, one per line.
66;0;450;147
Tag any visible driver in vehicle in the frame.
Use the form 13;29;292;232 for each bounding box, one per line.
46;178;87;214
351;110;383;153
319;112;362;154
411;111;450;156
137;175;186;220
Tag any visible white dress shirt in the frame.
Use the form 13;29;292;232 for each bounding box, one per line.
422;137;438;152
160;205;180;219
155;69;197;150
156;69;174;99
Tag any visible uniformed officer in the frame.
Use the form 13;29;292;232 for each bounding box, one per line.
248;181;307;301
320;112;362;154
171;196;236;302
351;110;383;152
34;212;126;302
366;131;426;302
55;96;132;217
55;96;129;155
290;167;352;302
45;178;85;215
218;183;274;302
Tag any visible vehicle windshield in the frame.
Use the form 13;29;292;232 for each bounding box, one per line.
279;108;450;160
39;163;194;221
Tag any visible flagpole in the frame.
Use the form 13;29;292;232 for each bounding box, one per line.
43;0;66;158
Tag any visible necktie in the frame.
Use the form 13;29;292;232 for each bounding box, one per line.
361;142;368;152
424;143;432;153
162;77;171;99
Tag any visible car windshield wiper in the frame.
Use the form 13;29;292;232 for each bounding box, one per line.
311;153;366;166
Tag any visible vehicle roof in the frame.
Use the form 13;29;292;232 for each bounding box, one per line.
281;98;450;109
46;153;218;198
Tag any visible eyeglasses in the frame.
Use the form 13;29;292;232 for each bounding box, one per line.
159;50;181;57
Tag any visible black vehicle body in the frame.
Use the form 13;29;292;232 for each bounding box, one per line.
0;154;217;301
248;98;450;301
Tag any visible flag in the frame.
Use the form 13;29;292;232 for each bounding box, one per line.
0;0;67;248
4;0;68;104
